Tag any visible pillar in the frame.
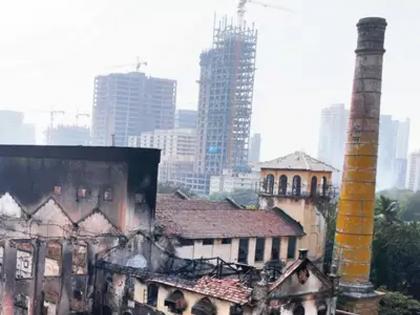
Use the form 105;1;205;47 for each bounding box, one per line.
2;240;17;315
57;240;73;315
334;17;387;315
30;239;47;315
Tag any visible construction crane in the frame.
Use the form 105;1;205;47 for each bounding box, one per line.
110;56;148;72
75;113;90;126
237;0;293;25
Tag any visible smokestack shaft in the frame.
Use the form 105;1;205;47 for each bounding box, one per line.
335;17;387;284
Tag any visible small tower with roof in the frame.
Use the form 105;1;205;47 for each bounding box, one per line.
258;151;337;263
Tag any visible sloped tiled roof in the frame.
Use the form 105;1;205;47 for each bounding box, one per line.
260;151;337;172
156;208;303;240
157;193;242;212
152;276;252;305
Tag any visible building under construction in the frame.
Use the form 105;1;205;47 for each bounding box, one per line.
196;17;257;176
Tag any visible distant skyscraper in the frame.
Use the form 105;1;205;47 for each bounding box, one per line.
318;105;409;190
47;125;90;146
249;133;261;163
377;116;410;190
0;111;35;145
129;128;196;185
175;109;197;129
196;18;257;175
393;118;410;189
408;151;420;192
92;72;176;146
317;104;349;181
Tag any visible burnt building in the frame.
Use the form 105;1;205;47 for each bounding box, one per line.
0;145;160;314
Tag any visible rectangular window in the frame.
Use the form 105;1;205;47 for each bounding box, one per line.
202;239;214;246
179;238;194;246
255;238;265;262
287;237;297;259
238;239;249;264
221;238;232;245
271;237;280;261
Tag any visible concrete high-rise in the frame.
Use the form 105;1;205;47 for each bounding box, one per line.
175;109;197;129
92;72;176;146
334;17;387;315
129;128;196;184
318;104;349;171
249;133;261;163
47;125;90;146
377;116;410;190
0;111;35;145
196;18;257;175
318;104;410;189
408;151;420;192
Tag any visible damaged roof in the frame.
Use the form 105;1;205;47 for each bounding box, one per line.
152;276;252;305
156;199;303;239
260;151;337;172
157;192;242;211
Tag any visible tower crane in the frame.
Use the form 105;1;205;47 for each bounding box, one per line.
110;56;148;72
237;0;293;25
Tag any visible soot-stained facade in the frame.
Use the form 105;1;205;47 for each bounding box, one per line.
0;145;160;315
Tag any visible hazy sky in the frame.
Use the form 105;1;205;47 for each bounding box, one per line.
0;0;418;160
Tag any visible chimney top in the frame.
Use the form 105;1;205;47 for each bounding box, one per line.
298;249;308;260
355;17;387;55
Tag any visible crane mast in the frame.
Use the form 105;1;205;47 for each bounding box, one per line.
237;0;293;25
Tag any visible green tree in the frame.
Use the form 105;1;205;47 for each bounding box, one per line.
379;290;420;315
371;196;420;299
401;192;420;222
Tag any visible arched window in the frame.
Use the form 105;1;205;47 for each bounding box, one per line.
103;306;113;315
192;297;217;315
279;175;288;195
165;290;187;314
265;174;274;194
293;304;305;315
310;176;317;197
322;176;328;197
292;176;301;197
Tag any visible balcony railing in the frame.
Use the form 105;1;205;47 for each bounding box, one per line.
257;182;337;200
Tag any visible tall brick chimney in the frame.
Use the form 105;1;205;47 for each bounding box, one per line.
334;17;387;315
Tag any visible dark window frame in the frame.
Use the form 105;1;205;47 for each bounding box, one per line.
202;239;214;246
287;236;297;259
238;238;249;264
221;238;232;245
271;237;281;261
255;238;265;262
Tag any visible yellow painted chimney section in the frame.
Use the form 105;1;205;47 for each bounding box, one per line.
335;17;387;285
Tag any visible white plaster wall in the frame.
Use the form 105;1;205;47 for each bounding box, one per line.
264;238;273;261
31;199;72;237
134;279;147;304
78;211;115;236
230;238;240;262
212;240;233;262
247;238;256;266
176;245;194;259
192;240;214;259
0;193;22;218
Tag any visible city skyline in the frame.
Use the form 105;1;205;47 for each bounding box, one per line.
0;0;419;161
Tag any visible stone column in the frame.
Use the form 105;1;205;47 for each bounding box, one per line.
334;17;387;315
30;239;47;315
57;240;73;315
2;240;17;315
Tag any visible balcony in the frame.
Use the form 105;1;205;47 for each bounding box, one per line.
257;182;337;200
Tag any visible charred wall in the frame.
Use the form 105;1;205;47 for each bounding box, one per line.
0;145;160;232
